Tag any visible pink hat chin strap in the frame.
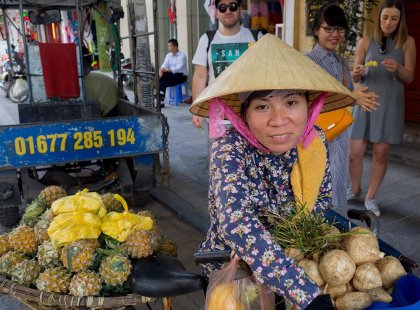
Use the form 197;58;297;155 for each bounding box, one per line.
300;92;327;148
208;92;327;152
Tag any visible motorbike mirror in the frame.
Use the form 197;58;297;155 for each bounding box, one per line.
28;9;61;25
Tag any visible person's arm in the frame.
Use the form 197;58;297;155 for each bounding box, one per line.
351;36;369;83
170;52;187;74
383;36;416;84
192;64;208;128
191;34;210;128
159;54;170;77
210;135;322;310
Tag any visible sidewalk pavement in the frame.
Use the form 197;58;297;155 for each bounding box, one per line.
155;102;420;274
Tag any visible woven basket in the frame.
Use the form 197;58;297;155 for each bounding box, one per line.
0;274;154;309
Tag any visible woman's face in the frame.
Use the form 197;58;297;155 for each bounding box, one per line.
245;93;308;155
316;22;346;51
380;7;401;37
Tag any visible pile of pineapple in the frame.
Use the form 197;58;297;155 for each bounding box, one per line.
0;186;177;298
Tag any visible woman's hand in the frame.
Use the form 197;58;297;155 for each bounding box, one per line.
382;58;399;73
353;86;380;112
352;64;366;80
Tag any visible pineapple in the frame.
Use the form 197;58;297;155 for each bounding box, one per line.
0;251;26;276
20;198;47;227
38;186;67;207
37;240;61;268
40;208;56;221
0;234;11;257
101;193;124;212
34;216;52;244
124;229;161;258
8;226;38;255
36;266;71;293
99;254;132;286
157;237;178;257
69;271;102;297
61;239;96;272
10;259;41;286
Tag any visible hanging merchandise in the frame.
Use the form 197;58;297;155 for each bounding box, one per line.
250;0;269;31
204;0;216;25
168;0;176;24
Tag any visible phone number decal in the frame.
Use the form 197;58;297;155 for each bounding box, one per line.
14;128;136;155
0;116;163;169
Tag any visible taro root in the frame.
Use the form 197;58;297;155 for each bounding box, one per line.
352;263;382;292
335;292;373;310
284;247;304;262
325;284;347;300
298;259;325;286
344;227;381;265
368;287;393;303
375;256;406;289
319;250;356;286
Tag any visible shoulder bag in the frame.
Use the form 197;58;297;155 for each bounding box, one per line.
315;57;354;141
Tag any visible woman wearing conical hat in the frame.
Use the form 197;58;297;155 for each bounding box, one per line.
190;34;355;309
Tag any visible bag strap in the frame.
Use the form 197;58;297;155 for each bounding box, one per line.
339;57;347;87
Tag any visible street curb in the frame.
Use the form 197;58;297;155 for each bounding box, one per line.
151;184;209;235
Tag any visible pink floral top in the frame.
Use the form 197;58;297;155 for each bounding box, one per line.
199;128;332;309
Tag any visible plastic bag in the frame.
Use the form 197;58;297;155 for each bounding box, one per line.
101;194;154;242
366;274;420;309
52;189;106;218
205;254;275;310
12;78;28;100
48;208;102;247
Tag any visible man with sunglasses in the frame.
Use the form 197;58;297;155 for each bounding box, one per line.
191;0;262;128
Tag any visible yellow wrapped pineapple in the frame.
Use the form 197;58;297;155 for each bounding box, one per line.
101;194;154;242
51;189;106;218
48;191;104;247
48;209;102;247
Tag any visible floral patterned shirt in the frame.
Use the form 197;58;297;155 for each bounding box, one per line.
199;128;332;309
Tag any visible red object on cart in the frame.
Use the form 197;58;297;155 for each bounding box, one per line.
38;42;80;99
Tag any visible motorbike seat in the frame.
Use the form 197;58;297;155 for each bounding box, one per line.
129;255;205;298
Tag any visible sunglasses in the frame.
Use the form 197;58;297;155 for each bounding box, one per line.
379;37;387;54
217;2;239;13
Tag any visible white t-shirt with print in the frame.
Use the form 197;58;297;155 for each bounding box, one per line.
192;26;259;85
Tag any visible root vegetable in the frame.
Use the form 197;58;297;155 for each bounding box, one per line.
311;252;321;263
284;247;304;262
325;284;347;300
375;256;406;289
368;287;392;303
298;259;325;286
352;263;382;292
319;250;355;286
344;227;381;265
323;224;342;245
335;292;372;310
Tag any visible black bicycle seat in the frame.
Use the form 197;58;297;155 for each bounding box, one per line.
129;255;205;298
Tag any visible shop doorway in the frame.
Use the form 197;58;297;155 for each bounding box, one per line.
405;0;420;123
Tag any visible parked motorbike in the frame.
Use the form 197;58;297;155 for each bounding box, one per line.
1;44;29;103
109;46;133;89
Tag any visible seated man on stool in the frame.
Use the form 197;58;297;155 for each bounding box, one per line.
159;39;189;107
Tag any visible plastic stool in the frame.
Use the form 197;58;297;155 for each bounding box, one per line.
168;82;189;106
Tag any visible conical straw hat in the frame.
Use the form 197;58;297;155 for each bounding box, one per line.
190;34;356;117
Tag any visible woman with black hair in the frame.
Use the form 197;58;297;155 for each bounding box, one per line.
306;3;378;209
